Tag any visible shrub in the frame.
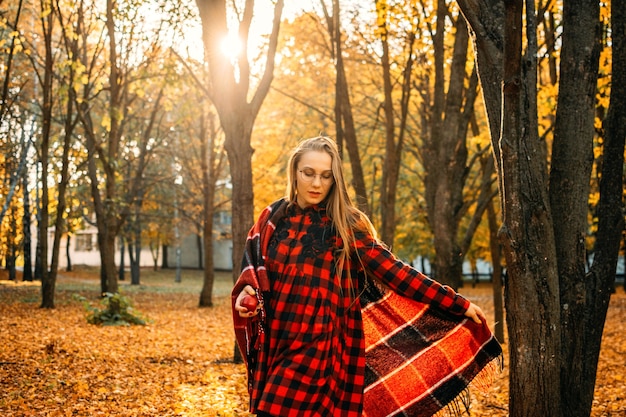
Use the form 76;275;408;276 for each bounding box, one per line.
73;292;149;326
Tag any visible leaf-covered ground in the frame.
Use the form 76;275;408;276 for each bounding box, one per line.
1;268;624;416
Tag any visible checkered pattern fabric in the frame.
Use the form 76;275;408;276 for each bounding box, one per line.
360;280;503;416
232;199;502;417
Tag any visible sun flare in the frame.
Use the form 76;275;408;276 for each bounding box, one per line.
219;33;243;61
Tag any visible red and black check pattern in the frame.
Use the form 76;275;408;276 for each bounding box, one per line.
232;199;502;417
360;281;503;416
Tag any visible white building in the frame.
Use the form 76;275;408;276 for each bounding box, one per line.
46;211;233;271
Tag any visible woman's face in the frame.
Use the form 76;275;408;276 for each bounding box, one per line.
295;150;334;209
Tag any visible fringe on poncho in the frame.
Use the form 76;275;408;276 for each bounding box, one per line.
232;199;503;417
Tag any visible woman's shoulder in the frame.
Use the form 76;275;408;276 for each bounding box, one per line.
257;198;290;227
258;198;289;219
268;197;288;211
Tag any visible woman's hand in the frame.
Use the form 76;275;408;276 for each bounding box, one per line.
464;302;486;324
235;285;262;318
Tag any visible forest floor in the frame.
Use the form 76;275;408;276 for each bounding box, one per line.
1;266;625;417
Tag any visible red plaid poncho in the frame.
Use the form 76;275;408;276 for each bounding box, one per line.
232;199;502;416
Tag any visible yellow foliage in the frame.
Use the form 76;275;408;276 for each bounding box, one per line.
40;5;52;19
594;116;604;131
101;114;111;132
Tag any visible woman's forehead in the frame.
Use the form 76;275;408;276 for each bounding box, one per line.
299;150;332;170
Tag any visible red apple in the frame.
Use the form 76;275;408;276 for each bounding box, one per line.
241;295;259;312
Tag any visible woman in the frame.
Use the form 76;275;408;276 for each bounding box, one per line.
232;136;498;417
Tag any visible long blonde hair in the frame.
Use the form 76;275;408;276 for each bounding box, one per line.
286;136;378;289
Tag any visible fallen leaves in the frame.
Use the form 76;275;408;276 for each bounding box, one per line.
466;286;626;417
0;276;250;417
1;272;625;416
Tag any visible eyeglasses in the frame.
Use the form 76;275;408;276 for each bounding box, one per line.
298;169;334;185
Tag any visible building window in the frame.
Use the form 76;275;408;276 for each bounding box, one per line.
75;234;94;252
214;211;232;226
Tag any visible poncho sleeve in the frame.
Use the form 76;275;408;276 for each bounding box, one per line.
352;233;503;417
353;232;470;315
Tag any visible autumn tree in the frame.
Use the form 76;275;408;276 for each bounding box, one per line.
320;0;369;214
320;1;495;290
457;0;624;415
73;0;181;294
369;0;415;247
32;0;55;306
0;0;36;280
196;110;228;307
413;1;492;288
160;64;229;307
251;9;341;213
194;0;284;292
586;0;626;407
42;0;83;307
74;0;124;294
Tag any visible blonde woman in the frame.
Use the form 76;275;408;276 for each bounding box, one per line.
232;136;500;417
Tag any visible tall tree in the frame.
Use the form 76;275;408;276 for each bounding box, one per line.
456;0;621;415
374;0;417;247
37;0;55;307
321;0;369;214
194;0;284;289
195;0;283;362
75;0;177;294
47;0;81;304
550;0;602;414
72;0;125;295
421;2;484;288
581;0;626;413
172;42;230;307
21;162;33;282
198;111;225;307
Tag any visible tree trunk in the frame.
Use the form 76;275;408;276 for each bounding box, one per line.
325;0;369;214
119;236;125;281
130;194;142;286
373;0;417;248
224;120;256;286
195;0;284;362
102;233;119;294
199;114;217;307
39;0;54;308
500;1;562;414
455;0;504;163
457;0;565;414
564;0;624;415
487;196;505;343
65;234;71;272
131;220;141;286
423;11;475;289
162;244;169;269
34;161;43;281
599;0;626;297
8;208;17;281
49;28;76;293
224;121;255;365
22;169;33;281
377;0;398;247
101;0;122;295
197;233;203;270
